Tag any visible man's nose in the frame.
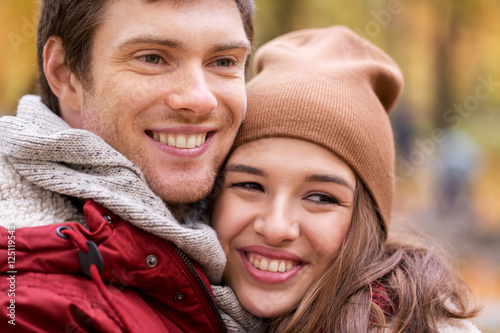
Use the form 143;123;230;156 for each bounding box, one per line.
253;196;300;246
165;66;218;116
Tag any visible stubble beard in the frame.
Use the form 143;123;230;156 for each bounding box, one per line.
141;155;221;205
80;88;230;206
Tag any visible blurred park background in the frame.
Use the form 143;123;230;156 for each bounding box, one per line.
1;0;499;331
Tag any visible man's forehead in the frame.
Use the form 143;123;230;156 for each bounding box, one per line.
99;0;249;51
107;0;234;11
102;0;243;30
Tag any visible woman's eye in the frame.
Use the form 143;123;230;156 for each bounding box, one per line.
141;54;162;64
230;182;263;192
306;193;339;205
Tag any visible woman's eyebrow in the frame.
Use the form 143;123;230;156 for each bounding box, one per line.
223;164;267;177
305;174;354;192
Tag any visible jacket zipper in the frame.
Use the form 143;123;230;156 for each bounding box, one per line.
173;245;227;333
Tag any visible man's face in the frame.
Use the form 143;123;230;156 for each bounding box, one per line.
78;0;250;204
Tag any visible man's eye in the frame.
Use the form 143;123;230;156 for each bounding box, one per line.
142;55;162;64
306;193;339;205
230;182;263;192
215;58;234;67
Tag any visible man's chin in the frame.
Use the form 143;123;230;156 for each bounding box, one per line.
164;191;208;205
149;176;215;206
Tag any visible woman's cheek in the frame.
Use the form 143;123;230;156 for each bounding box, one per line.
213;197;242;244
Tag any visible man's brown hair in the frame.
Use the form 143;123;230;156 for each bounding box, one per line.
36;0;255;116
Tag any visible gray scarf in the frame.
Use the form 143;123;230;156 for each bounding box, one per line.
0;95;263;332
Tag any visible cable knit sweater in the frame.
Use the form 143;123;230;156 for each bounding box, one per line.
0;95;263;333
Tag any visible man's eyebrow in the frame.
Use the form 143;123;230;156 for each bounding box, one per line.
223;164;267;177
117;36;251;53
210;40;252;54
305;174;354;192
118;36;181;49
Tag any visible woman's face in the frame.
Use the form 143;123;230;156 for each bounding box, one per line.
212;138;356;318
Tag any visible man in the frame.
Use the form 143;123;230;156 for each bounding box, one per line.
0;0;258;332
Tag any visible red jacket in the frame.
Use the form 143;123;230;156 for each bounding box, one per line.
0;200;226;333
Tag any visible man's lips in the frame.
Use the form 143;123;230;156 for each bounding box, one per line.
148;131;209;148
147;124;219;149
145;128;216;158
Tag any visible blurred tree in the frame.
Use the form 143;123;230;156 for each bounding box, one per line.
0;0;39;115
433;0;455;129
432;0;485;129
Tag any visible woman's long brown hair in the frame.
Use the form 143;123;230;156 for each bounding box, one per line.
265;179;480;332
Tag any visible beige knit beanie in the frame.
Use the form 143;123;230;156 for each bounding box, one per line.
234;26;403;231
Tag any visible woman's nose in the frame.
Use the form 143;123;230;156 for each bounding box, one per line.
253;196;300;246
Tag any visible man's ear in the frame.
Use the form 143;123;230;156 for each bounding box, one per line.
43;36;84;128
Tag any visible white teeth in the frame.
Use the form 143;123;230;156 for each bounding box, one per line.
269;260;279;272
278;262;286;273
187;135;197;148
259;259;269;271
196;134;206;146
168;135;176;147
159;133;167;144
176;135;187;148
247;254;296;273
254;258;260;268
152;132;208;149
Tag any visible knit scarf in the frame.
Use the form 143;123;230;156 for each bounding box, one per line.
0;95;263;332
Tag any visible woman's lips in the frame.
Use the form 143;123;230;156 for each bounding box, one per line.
238;246;305;284
247;253;297;273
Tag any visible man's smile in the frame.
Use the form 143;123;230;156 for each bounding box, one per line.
148;131;208;149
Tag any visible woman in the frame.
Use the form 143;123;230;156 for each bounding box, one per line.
211;26;480;332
